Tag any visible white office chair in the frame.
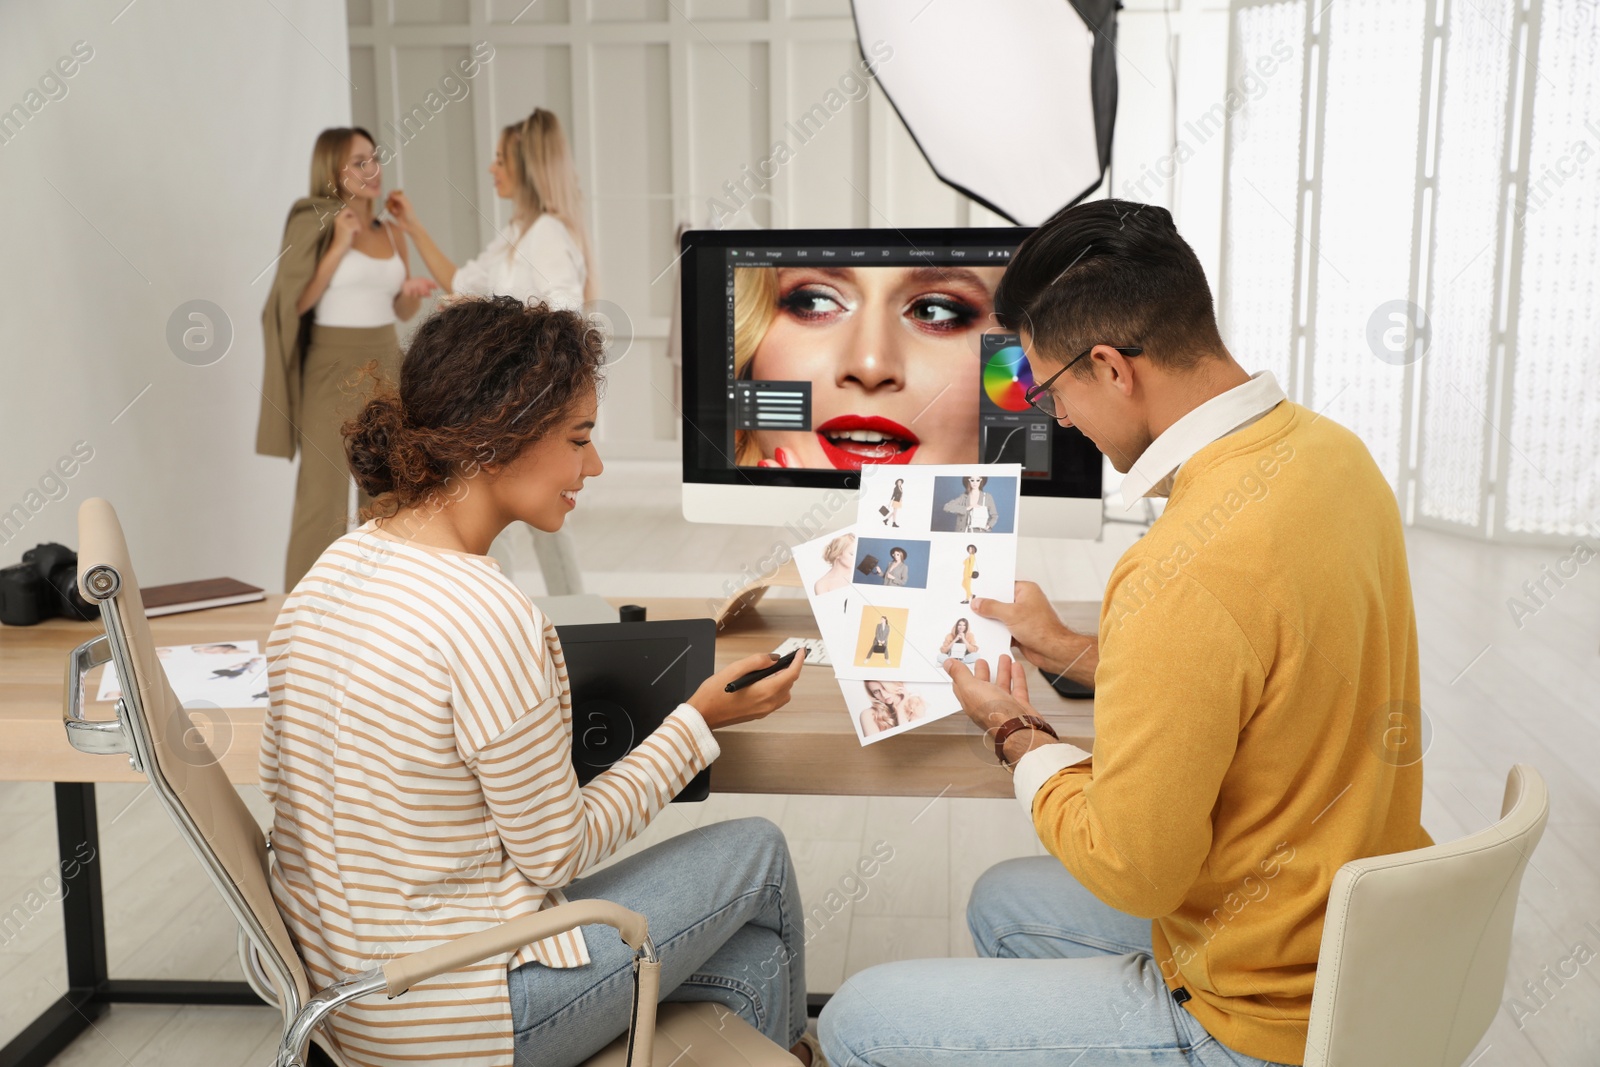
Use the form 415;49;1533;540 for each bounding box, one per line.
1304;764;1549;1066
62;497;796;1067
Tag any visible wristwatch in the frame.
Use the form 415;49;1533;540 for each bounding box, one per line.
993;714;1058;768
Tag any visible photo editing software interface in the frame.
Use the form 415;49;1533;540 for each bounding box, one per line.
721;242;1059;474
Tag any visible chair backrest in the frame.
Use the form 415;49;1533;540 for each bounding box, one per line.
74;498;313;1021
1304;764;1548;1067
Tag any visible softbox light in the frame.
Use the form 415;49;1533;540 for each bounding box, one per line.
852;0;1119;225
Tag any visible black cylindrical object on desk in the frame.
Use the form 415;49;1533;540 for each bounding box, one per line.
618;604;647;623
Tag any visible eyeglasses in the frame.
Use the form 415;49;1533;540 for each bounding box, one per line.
1023;345;1143;419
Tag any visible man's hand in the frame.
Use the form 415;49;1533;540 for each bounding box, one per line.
972;582;1097;686
947;654;1063;766
945;653;1036;732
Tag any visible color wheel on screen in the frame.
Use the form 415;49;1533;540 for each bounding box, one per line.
982;345;1034;412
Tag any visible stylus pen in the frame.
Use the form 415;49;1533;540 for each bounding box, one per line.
725;649;799;693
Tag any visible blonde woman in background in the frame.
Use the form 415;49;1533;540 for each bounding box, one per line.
258;126;437;591
387;108;594;310
384;108;594;592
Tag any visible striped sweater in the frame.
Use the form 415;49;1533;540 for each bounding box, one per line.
260;520;719;1066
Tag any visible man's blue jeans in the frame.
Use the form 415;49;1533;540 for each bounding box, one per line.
821;856;1296;1066
509;817;807;1067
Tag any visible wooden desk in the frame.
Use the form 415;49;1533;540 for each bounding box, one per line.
0;591;1097;1063
1;594;1098;798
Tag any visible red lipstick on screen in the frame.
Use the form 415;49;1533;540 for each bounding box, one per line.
814;416;920;470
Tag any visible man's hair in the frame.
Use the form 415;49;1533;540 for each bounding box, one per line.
994;199;1224;375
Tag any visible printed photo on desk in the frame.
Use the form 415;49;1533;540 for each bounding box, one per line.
96;640;271;708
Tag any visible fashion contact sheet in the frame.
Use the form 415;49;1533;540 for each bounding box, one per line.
793;463;1022;746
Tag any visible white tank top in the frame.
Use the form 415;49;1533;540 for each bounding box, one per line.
314;226;405;327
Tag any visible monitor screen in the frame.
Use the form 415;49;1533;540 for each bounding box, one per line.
680;228;1102;502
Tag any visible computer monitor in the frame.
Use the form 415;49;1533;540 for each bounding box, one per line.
679;227;1103;538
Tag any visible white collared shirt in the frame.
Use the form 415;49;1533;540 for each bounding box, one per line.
453;214;587;312
1115;371;1288;510
1011;370;1289;812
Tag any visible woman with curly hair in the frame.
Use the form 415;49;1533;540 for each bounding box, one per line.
260;297;820;1067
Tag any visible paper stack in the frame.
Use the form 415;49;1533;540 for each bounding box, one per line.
793;463;1022;744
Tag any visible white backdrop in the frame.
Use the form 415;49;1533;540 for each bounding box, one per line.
0;1;349;593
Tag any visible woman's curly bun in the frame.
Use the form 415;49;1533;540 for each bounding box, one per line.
342;296;606;519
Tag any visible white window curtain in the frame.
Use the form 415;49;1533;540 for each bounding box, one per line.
1220;0;1600;543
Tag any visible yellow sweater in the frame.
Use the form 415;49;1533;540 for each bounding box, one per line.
1031;400;1431;1065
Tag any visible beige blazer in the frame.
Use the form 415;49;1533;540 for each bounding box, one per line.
255;196;342;460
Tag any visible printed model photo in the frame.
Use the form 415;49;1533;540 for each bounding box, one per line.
959;543;979;603
937;617;981;666
930;474;1018;534
876;477;906;527
839;675;962;746
852;606;909;669
97;641;271;709
852;538;930;589
811;532;857;595
856;679;926;737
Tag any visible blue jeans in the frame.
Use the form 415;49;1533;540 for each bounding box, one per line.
821;857;1295;1066
509;817;807;1067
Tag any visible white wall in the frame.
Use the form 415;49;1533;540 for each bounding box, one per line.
0;0;1231;593
0;1;349;594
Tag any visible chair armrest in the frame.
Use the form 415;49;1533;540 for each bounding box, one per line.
62;634;140;768
282;900;658;1066
383;898;651;997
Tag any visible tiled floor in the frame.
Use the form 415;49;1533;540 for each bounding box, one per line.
2;460;1596;1065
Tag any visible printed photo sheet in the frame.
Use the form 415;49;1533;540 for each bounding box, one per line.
96;640;270;709
792;463;1023;745
837;463;1021;683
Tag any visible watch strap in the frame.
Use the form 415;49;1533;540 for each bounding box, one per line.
994;714;1058;767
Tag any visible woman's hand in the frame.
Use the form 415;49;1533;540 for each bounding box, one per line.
756;446;799;469
331;207;362;251
687;650;806;729
384;189;418;233
401;277;439;300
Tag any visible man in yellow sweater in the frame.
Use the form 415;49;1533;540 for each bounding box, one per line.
820;199;1430;1067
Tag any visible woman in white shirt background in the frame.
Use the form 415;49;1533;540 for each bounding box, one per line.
258;126;437;591
385;106;593;310
384;107;593;592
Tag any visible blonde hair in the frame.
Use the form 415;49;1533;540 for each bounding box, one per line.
822;533;855;566
733;266;780;464
308;126;376;200
500;109;597;304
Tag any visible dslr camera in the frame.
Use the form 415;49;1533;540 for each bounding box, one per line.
0;543;98;626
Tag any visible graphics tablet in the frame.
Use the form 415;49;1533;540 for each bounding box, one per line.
555;618;716;802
